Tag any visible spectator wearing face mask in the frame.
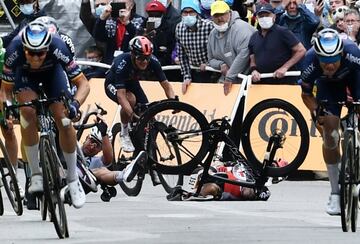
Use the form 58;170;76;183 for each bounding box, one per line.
344;9;360;45
176;0;214;94
248;3;306;84
1;0;45;48
82;45;107;80
207;1;256;95
199;0;215;19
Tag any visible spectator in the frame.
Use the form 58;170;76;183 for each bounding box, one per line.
248;3;306;84
199;0;215;19
344;8;360;45
242;0;258;27
176;0;214;94
207;1;256;95
331;5;349;33
82;45;107;80
1;0;45;48
79;0;109;54
279;0;319;51
270;0;285;23
316;0;346;28
93;0;145;64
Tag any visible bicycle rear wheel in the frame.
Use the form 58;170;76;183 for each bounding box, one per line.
136;100;210;175
340;131;355;232
40;137;68;238
351;140;359;232
112;123;143;196
241;99;309;177
149;121;184;193
0;189;3;216
0;139;23;215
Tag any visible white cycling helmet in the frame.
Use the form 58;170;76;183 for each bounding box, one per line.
90;127;102;145
313;28;343;58
35;16;59;34
21;21;52;51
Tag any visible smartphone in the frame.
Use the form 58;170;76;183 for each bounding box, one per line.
110;2;126;18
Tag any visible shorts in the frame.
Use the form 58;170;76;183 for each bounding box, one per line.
104;80;149;105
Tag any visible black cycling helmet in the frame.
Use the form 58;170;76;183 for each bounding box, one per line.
129;36;153;56
21;21;52;51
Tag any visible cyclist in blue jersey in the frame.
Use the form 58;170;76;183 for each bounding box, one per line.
104;35;175;152
1;21;90;209
300;28;360;216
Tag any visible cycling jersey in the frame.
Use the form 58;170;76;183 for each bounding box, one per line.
300;40;360;115
104;52;167;104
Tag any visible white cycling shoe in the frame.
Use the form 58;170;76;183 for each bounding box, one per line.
68;179;86;209
123;151;147;182
120;134;135;152
326;194;341;216
28;174;43;193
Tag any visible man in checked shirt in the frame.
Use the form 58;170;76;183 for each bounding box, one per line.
176;0;215;94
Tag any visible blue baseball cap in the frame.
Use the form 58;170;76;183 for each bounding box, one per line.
181;0;201;14
255;3;275;16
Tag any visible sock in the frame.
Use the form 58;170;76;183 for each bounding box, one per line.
326;163;340;195
115;171;124;183
62;151;78;183
121;123;129;136
24;144;41;176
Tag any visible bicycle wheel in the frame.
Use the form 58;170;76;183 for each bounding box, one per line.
0;189;3;216
0;139;23;215
241;99;309;177
149;121;183;193
351;140;359;232
112;123;143;196
40;136;68;238
135;100;210;175
40;195;48;221
340;131;355;232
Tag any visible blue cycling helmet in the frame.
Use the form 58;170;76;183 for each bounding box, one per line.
313;28;343;57
21;21;52;51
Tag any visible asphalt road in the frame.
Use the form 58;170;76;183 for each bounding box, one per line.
0;177;360;244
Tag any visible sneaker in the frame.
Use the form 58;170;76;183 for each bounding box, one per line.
326;194;341;215
10;181;25;199
120;134;135;152
123;151;147;182
68;179;86;209
28;175;43;193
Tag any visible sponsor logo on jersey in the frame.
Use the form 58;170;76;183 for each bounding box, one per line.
345;53;360;65
5;50;19;66
60;34;75;54
301;63;315;80
115;59;127;73
53;48;70;63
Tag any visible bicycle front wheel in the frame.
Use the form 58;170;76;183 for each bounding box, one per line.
241;99;309;177
0;139;23;215
0;189;3;216
40;137;68;238
340;131;355;232
136;100;210;175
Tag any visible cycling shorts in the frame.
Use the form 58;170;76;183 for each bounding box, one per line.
104;80;149;105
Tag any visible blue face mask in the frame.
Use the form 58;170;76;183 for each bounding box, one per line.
95;5;106;17
20;3;34;15
201;0;215;10
182;15;197;27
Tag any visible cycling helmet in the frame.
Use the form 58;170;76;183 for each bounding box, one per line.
21;21;52;51
35;16;59;33
89;127;102;146
129;36;153;56
332;6;349;21
313;28;343;58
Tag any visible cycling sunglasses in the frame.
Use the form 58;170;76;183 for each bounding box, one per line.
318;54;341;64
135;55;151;62
25;49;48;57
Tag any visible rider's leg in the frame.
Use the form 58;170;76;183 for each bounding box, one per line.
119;91;136;152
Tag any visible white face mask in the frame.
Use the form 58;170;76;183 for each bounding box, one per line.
148;17;162;29
258;16;274;29
20;3;35;15
347;24;353;34
213;22;229;32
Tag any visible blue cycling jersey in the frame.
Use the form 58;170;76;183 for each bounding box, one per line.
300;39;360;95
2;33;81;84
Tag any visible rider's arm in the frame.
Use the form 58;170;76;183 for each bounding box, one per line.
70;73;90;105
301;92;318;112
101;135;113;166
117;89;133;117
160;80;175;99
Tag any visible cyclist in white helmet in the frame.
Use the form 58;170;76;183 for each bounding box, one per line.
300;28;360;215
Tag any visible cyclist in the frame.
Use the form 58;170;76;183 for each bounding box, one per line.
79;119;147;186
104;35;176;152
1;21;90;208
300;28;360;215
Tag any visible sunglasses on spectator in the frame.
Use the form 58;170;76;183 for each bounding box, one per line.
135;55;151;62
25;49;48;57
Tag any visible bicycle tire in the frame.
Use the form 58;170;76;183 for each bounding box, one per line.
241;99;309;177
135;100;210;175
0;189;3;216
340;131;354;232
351;140;359;232
40;195;48;221
0;138;23;215
40;136;69;238
150;121;184;193
112;123;143;196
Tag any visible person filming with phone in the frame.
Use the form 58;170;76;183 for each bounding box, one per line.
93;0;145;64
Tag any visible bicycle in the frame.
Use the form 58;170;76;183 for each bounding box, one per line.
132;72;309;197
3;84;72;239
111;102;183;196
0;134;23;216
316;101;360;232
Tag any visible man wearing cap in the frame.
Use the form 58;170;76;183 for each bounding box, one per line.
207;1;256;95
176;0;214;94
248;2;306;84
